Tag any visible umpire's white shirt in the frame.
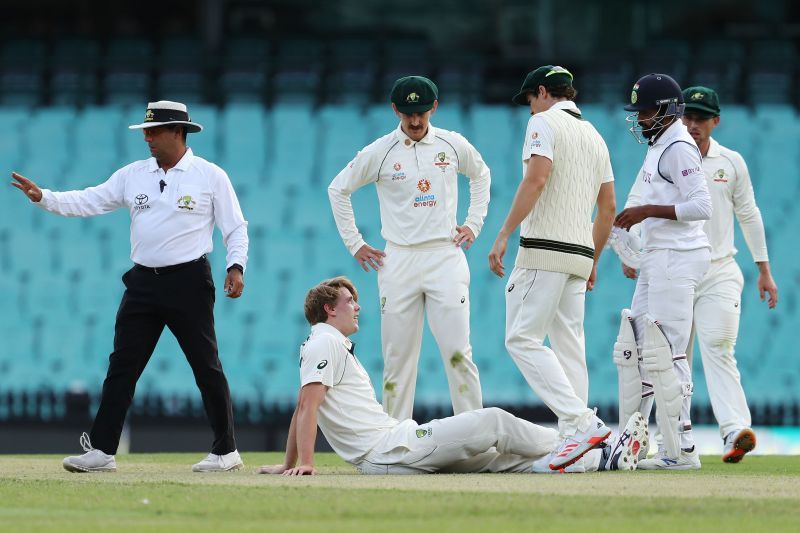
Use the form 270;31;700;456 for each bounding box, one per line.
300;323;413;463
632;121;712;251
328;123;491;254
35;148;249;269
700;137;768;262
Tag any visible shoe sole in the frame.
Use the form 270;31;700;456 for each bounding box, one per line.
192;462;244;473
63;461;116;473
549;429;611;470
723;428;757;464
637;419;650;462
610;413;647;471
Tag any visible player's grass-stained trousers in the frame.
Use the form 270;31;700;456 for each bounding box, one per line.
378;241;483;420
89;257;236;455
355;407;558;474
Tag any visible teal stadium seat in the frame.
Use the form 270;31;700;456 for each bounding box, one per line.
2;102;798;413
219;103;267;183
186;105;220;162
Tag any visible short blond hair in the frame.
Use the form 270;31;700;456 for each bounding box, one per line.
304;276;359;325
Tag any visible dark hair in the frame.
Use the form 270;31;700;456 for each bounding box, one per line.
546;84;578;101
304;277;359;325
169;124;188;142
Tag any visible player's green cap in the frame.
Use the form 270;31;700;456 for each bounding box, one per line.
391;76;438;113
512;65;574;105
682;86;720;118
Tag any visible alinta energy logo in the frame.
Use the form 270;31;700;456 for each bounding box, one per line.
391;161;406;181
134;193;150;210
414;179;435;207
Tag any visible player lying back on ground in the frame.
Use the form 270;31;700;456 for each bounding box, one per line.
257;277;647;475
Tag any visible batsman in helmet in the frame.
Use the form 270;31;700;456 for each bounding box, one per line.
611;73;713;470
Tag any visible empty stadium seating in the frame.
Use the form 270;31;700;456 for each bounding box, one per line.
0;102;798;417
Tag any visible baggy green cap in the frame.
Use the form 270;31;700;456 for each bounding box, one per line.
682;86;720;117
390;76;439;113
512;65;574;105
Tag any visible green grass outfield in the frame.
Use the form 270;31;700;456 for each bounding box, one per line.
1;453;799;532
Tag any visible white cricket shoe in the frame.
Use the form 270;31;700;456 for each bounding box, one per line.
192;450;243;472
532;453;586;474
638;446;701;470
549;412;611;470
604;412;648;471
63;432;116;473
722;428;756;464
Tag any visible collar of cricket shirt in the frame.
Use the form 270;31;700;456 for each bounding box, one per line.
146;147;195;173
395;122;438;147
311;323;354;352
549;100;579;113
705;137;721;158
650;120;685;148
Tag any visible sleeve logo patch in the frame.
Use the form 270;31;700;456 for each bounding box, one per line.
681;166;701;177
316;360;328;370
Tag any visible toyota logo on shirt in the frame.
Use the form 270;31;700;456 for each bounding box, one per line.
134;194;151;210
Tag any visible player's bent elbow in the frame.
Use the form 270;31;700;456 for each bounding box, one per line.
700;202;713;221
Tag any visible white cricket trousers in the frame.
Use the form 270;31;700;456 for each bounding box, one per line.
687;257;751;438
631;247;710;448
378;241;483;420
355;407;558;474
504;267;593;436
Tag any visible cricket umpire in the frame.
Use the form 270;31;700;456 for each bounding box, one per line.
10;101;248;473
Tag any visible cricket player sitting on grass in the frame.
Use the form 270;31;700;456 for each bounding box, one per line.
257;277;647;476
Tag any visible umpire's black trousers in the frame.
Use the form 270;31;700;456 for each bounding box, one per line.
90;256;236;455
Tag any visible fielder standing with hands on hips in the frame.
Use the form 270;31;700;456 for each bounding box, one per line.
328;76;490;420
11;100;248;473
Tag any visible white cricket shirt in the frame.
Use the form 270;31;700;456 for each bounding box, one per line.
35;148;249;269
299;323;400;463
700;138;768;262
628;121;712;251
328;123;491;254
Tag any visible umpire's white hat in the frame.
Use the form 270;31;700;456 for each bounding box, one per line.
128;100;203;133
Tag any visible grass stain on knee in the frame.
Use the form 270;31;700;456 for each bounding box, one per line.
384;381;397;392
458;384;469;394
450;351;464;368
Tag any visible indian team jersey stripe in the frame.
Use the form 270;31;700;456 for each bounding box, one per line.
519;237;594;259
657;140;700;184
